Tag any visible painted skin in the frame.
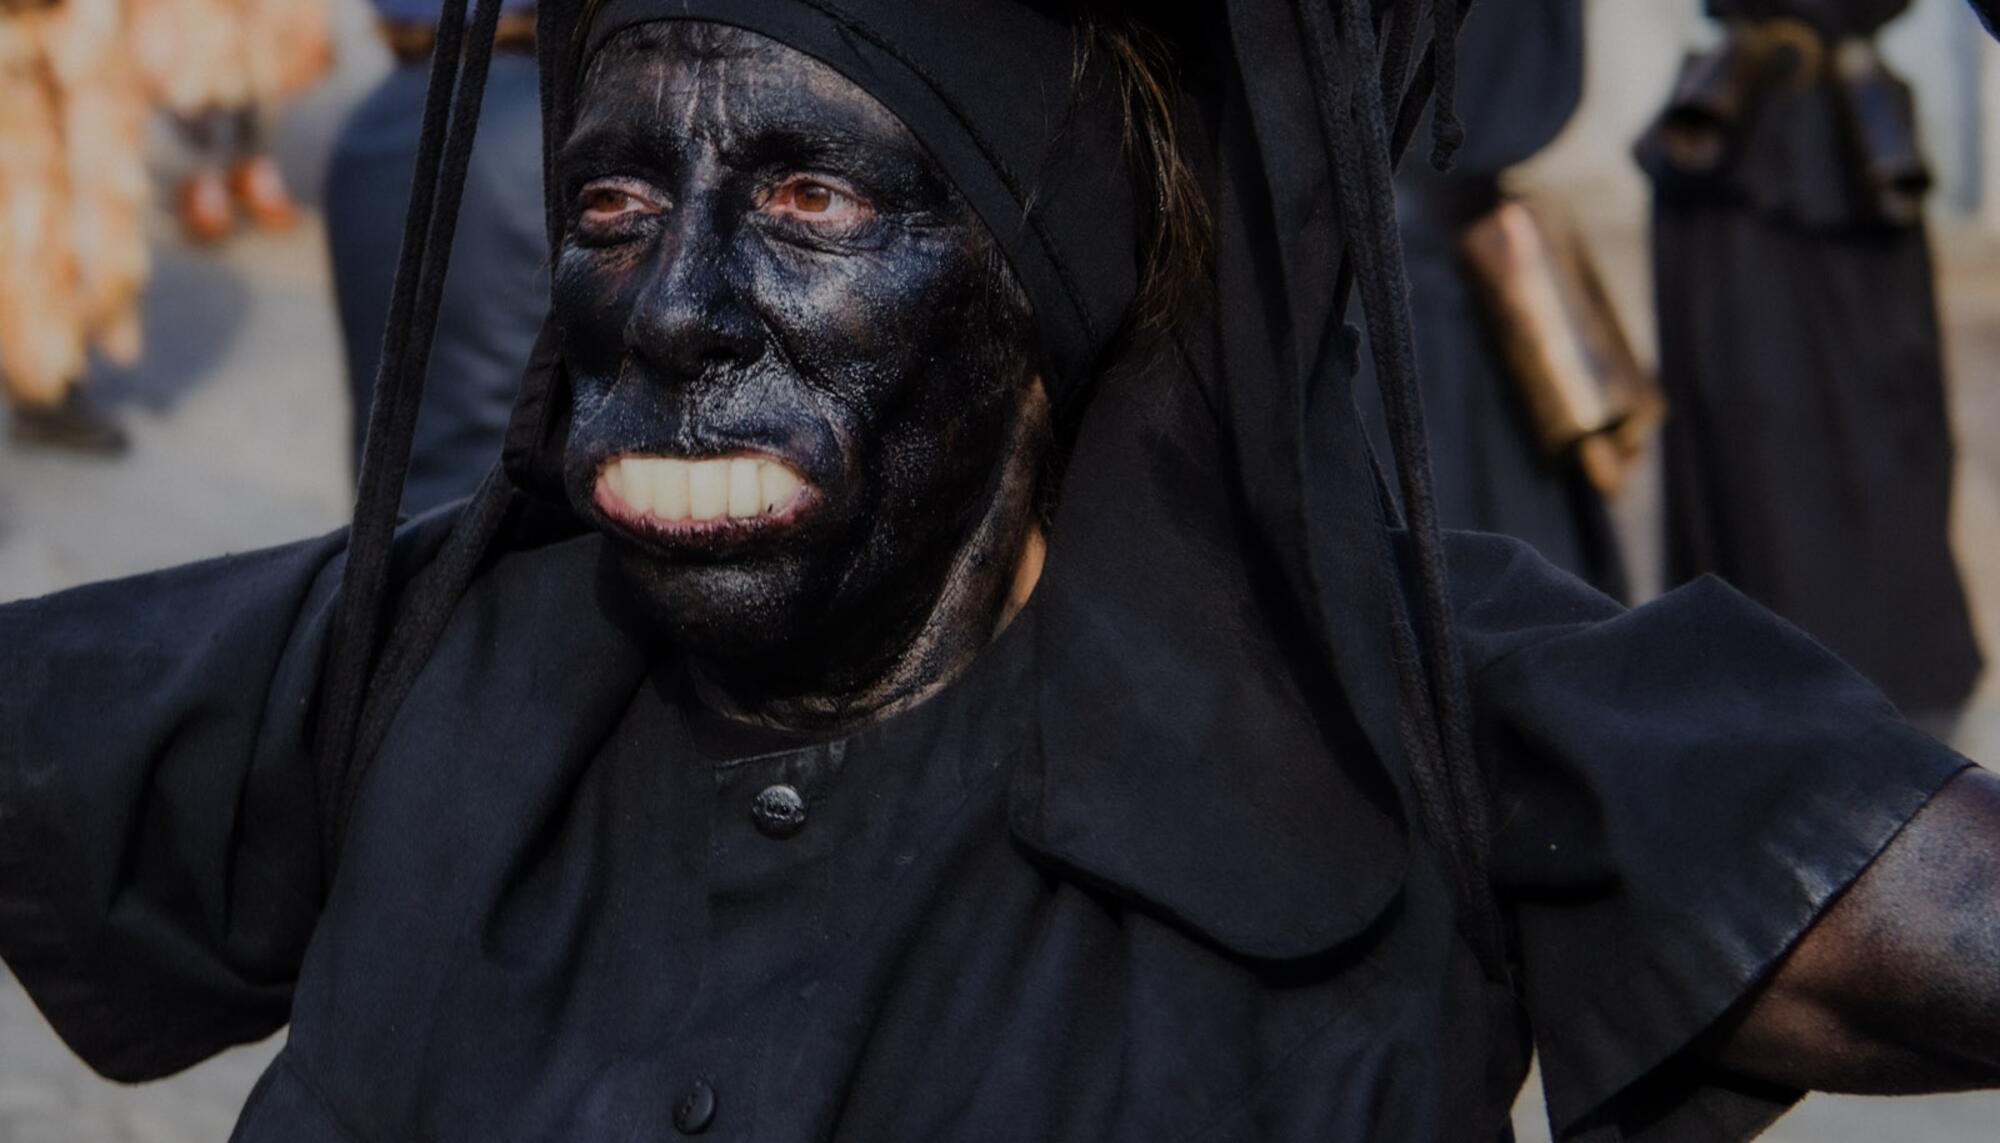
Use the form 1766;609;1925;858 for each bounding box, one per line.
547;15;2000;1109
555;22;1047;731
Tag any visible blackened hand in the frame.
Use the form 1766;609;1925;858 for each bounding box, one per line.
1721;767;2000;1092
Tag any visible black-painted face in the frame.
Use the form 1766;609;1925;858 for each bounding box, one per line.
555;22;1043;708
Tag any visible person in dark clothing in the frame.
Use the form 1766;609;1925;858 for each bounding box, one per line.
324;0;544;514
1644;0;1982;720
1358;0;1631;597
10;3;2000;1141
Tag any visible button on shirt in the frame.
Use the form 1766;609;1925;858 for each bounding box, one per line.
748;783;808;838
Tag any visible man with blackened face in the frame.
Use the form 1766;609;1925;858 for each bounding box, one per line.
558;23;1047;729
21;4;2000;1141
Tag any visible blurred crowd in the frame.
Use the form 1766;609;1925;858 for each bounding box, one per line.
1368;0;1979;729
0;0;329;453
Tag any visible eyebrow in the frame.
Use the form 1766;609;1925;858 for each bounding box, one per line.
559;107;946;201
557;118;673;182
721;117;919;175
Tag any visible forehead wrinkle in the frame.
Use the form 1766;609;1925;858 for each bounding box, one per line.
663;33;913;152
579;26;926;173
657;51;695;133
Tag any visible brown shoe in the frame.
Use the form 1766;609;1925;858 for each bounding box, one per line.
178;167;235;245
10;388;129;456
228;155;301;232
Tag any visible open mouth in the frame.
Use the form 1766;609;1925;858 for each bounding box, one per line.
594;453;812;544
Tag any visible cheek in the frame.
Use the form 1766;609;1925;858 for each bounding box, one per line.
755;238;1014;408
782;248;1031;514
554;245;651;371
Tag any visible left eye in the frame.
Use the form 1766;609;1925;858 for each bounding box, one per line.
765;179;871;226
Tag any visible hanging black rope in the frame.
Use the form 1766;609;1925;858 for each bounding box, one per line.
315;0;508;871
1428;0;1471;168
1296;0;1506;980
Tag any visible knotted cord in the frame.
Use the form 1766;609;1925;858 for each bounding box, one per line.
1297;0;1507;980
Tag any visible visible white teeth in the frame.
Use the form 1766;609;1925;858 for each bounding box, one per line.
687;460;728;522
607;456;806;525
655;457;690;520
728;458;761;518
620;457;655;514
760;463;800;512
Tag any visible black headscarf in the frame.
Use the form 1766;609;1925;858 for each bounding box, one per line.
318;0;1503;1031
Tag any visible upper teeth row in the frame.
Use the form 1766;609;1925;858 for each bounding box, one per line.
606;455;803;522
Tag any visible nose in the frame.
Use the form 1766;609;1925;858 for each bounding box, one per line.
624;199;765;381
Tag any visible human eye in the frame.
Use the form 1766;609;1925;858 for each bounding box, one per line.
760;175;875;230
575;177;666;235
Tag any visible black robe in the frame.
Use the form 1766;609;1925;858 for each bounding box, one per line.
1648;0;1982;716
1359;0;1627;597
0;356;1968;1140
0;5;1976;1137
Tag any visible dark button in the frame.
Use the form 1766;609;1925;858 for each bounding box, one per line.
751;783;808;838
674;1078;717;1134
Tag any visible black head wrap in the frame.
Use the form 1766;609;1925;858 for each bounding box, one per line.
318;0;1505;1085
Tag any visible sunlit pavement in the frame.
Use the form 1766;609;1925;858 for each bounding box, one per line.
8;35;2000;1143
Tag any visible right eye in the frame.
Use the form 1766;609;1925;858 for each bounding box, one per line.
577;179;664;227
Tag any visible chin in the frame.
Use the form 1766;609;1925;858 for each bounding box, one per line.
602;540;818;663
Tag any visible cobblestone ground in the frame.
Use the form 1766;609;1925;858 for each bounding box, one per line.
8;26;2000;1140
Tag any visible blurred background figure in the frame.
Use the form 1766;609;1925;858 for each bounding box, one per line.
1359;0;1642;599
130;0;333;244
323;0;543;513
1642;0;1982;724
0;0;148;454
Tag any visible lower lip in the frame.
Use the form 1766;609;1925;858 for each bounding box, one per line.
591;470;814;549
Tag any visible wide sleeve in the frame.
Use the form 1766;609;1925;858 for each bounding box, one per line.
0;530;349;1082
1444;532;1971;1142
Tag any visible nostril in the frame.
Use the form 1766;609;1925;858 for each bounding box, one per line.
628;297;763;379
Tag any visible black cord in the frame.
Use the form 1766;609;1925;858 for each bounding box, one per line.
351;471;520;772
1296;0;1506;983
316;0;508;872
1428;0;1470;169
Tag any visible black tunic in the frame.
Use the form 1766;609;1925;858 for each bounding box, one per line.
1359;0;1628;596
1648;0;1982;716
0;512;1966;1140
